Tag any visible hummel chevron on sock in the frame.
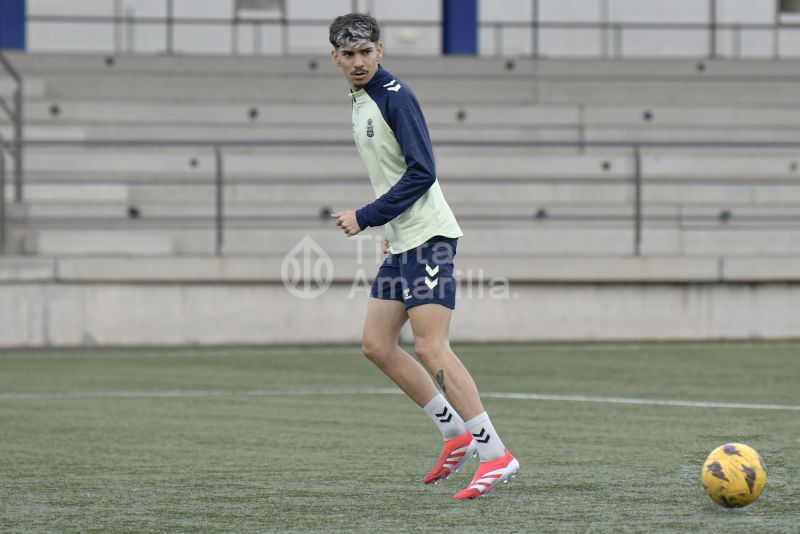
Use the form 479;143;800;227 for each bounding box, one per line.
423;394;468;440
465;411;506;461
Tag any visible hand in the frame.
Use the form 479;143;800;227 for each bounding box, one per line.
382;236;390;254
331;210;362;237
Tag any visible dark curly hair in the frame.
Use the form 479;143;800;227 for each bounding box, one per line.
329;13;380;49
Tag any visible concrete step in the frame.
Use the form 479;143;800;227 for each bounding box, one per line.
537;79;800;105
20;99;582;126
21;230;174;255
21;99;350;124
13;197;798;229
11;227;664;256
584;126;800;143
14;121;800;145
10;52;800;78
18;150;800;180
48;255;723;283
27;68;800;106
37;72;537;104
0;77;47;98
585;106;800;126
23;98;800;129
5;183;129;202
20;151;635;178
4;253;800;284
17;179;794;209
643;183;800;205
18;225;800;257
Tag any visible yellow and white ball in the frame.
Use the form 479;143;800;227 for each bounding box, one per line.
701;443;766;508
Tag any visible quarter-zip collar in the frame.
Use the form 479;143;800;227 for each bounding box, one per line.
349;65;393;102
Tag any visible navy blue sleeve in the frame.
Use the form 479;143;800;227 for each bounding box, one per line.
355;88;436;230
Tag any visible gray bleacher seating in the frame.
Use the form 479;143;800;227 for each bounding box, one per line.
0;52;799;282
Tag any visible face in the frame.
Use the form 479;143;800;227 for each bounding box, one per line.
332;41;383;89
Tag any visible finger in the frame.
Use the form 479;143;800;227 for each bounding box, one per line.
330;212;341;218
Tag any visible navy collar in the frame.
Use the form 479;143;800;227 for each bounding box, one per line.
350;65;393;99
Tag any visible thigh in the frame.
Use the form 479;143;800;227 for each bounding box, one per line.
407;303;452;342
363;297;409;348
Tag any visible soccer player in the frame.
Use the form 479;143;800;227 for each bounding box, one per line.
328;13;518;499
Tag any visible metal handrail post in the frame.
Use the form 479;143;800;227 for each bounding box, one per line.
633;145;642;256
214;145;224;256
166;0;174;54
531;0;539;58
773;21;780;59
0;52;24;203
708;0;717;59
613;24;623;58
13;80;23;203
0;149;6;254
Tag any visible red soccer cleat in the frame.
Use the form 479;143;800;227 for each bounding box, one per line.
423;431;478;485
453;449;519;500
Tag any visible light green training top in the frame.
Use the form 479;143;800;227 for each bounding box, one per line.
351;66;462;254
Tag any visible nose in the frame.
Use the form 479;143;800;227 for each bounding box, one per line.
353;54;364;68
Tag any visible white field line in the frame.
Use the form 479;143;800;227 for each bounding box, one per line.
1;387;799;411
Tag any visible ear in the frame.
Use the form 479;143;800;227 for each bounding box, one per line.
331;49;340;66
376;42;383;61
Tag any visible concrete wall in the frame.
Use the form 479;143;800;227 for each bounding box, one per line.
2;255;799;346
25;0;799;58
1;280;798;347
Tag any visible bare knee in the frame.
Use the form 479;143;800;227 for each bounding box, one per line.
414;336;449;368
362;336;396;366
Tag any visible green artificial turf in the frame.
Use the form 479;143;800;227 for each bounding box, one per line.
1;342;798;533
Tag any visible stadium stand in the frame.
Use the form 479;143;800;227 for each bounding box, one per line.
1;52;799;344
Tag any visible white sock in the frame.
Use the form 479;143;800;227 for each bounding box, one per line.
465;411;506;461
423;394;467;440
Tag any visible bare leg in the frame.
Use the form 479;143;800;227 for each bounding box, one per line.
407;304;484;421
362;297;439;408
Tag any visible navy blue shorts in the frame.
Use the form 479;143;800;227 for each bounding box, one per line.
370;236;458;310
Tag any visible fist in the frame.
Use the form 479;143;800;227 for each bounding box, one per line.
331;210;362;237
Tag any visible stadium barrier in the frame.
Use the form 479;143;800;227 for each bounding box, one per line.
23;13;800;59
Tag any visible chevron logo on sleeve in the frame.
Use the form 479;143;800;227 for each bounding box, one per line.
383;79;402;92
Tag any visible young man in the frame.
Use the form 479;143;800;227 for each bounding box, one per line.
329;13;518;500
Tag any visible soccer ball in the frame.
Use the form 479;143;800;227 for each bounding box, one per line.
701;443;766;508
